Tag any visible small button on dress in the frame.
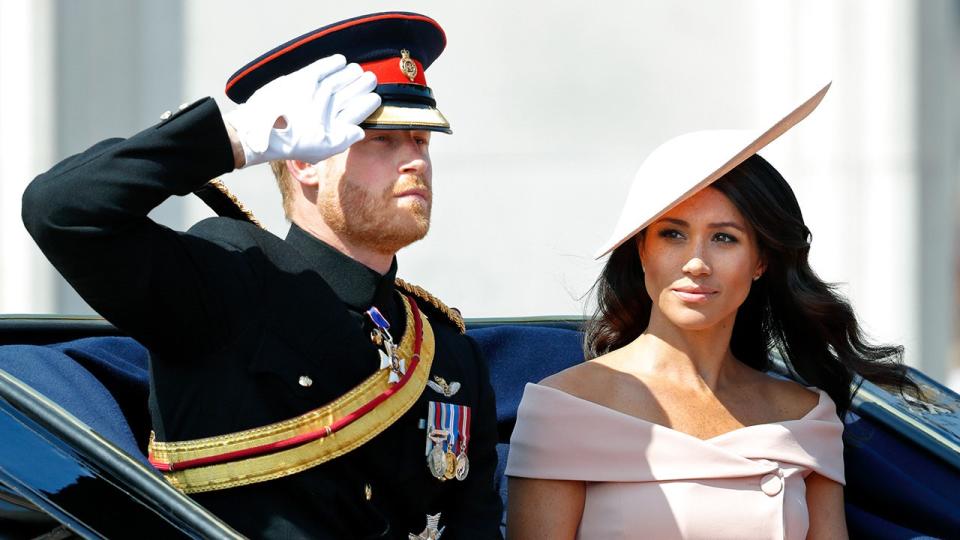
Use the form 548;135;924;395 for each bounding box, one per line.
760;472;784;496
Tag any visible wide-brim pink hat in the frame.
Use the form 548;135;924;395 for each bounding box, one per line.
595;82;832;259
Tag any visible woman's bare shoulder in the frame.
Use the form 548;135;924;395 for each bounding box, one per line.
538;350;626;404
756;373;822;421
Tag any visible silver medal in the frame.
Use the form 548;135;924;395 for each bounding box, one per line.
454;452;470;481
427;444;446;480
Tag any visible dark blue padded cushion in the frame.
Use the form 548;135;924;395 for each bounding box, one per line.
469;326;584;440
843;410;960;539
0;337;150;465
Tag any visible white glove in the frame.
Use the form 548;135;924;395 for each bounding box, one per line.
224;54;382;168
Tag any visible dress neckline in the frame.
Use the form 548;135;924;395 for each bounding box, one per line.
528;382;828;443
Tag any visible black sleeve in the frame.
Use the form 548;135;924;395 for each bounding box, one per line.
445;335;504;539
21;98;258;354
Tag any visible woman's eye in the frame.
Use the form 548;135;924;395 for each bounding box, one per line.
658;229;684;240
713;232;738;243
415;137;429;146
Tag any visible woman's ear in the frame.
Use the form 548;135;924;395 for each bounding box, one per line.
635;234;646;273
753;259;767;281
285;159;319;187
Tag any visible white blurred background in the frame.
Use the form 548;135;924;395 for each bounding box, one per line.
1;1;958;388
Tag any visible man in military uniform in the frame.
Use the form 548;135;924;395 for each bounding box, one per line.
22;12;502;539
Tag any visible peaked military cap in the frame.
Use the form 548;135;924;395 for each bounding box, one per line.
225;11;451;133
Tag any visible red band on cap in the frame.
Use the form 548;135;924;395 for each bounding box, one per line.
361;57;426;86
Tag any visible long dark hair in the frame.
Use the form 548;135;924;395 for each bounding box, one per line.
584;154;915;415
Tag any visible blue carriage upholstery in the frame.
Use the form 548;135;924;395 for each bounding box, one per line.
0;337;150;466
1;325;958;538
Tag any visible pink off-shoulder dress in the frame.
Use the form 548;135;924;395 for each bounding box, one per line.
506;383;845;539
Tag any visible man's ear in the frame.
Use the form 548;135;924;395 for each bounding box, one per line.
286;160;319;187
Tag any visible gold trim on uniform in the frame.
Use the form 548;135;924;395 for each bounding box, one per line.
207;179;263;228
149;295;435;494
361;105;451;131
395;278;465;333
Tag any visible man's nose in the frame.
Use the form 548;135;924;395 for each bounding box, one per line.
399;154;429;178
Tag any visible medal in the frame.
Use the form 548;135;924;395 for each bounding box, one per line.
455;436;470;481
455;452;470;481
427;444;446;480
367;306;405;382
443;450;457;480
426;427;448;480
452;405;471;481
366;305;391;331
425;401;472;481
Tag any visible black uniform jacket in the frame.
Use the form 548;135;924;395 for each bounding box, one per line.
22;98;502;539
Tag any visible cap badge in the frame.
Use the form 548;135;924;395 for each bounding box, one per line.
399;49;418;82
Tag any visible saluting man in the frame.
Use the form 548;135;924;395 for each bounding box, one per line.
23;12;502;539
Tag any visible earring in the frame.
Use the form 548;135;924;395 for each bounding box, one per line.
752;274;761;281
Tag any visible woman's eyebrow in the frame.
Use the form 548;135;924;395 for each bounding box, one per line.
709;221;746;232
658;217;746;233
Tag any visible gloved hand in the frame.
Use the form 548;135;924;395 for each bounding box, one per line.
224;54;382;168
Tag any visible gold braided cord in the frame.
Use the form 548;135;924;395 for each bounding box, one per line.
395;278;465;334
151;295;435;493
208;179;264;228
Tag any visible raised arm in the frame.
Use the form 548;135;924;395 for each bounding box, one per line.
22;54;381;354
21;98;246;353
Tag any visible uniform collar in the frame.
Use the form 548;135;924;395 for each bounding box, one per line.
285;223;398;312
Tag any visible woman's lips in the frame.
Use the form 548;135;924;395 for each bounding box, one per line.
672;288;718;303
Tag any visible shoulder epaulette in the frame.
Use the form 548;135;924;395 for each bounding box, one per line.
395;278;465;334
194;179;264;228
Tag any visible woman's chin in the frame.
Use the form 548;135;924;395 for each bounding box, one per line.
663;309;720;331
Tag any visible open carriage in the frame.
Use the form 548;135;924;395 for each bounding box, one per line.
0;315;957;539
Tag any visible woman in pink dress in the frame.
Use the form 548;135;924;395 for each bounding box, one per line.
506;84;917;539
